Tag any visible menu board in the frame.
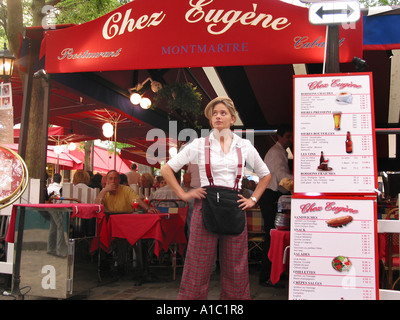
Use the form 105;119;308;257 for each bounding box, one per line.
289;196;378;300
293;73;377;194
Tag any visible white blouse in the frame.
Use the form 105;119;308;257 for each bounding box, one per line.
167;131;270;189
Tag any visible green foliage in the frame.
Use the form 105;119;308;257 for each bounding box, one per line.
359;0;400;5
153;82;203;119
54;0;127;24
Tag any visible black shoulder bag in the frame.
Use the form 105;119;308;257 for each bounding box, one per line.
201;136;245;235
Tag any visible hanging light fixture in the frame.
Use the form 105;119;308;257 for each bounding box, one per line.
130;92;141;105
0;44;16;82
54;145;63;155
67;142;77;151
140;97;152;109
102;122;114;138
129;77;161;109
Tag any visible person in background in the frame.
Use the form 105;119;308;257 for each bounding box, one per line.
150;176;179;201
90;173;103;190
126;163;141;185
140;173;154;189
101;175;107;189
95;170;158;214
72;170;93;203
161;96;271;300
153;175;163;189
258;123;293;288
72;170;91;187
241;177;253;198
47;173;62;197
119;173;129;186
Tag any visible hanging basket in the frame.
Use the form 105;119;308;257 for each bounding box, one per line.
153;82;202;119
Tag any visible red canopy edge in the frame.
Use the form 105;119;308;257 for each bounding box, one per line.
40;0;363;74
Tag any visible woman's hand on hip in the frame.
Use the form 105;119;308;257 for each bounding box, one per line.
237;194;256;210
180;187;206;202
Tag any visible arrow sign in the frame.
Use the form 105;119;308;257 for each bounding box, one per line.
316;5;354;19
309;1;360;25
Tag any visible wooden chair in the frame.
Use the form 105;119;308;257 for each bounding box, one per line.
246;209;265;264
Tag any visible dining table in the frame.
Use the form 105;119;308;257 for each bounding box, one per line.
268;228;290;285
100;212;187;258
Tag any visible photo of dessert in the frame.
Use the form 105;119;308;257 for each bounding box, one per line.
335;91;353;104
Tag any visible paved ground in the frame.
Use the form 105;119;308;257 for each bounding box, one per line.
0;263;288;301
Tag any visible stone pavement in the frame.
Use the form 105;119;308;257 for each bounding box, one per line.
0;264;288;301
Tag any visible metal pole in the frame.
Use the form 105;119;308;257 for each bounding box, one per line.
11;206;25;300
114;122;117;170
325;25;340;74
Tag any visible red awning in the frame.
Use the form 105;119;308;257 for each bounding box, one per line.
13;126;97;145
69;146;132;174
41;0;363;74
5;144;82;169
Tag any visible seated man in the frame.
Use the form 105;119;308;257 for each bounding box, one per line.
95;170;158;213
150;176;178;200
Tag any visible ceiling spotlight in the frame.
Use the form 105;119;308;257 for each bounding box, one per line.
130;92;141;105
140;97;152;109
352;57;368;72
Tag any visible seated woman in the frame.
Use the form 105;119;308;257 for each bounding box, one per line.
72;170;94;203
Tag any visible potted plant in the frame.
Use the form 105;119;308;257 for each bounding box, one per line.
153;82;202;122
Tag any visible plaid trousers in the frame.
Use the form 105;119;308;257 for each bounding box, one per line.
178;199;251;300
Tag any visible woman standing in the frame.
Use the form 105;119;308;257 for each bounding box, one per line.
161;96;271;300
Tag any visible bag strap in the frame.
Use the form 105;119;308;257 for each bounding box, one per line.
205;135;242;190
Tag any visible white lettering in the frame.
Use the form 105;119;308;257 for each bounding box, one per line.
41;265;56;289
57;48;122;60
185;0;291;35
102;8;165;40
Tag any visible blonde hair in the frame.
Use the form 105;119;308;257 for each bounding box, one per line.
72;170;91;185
204;96;237;126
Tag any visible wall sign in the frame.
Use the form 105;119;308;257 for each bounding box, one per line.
293;73;377;195
289;196;378;300
41;0;363;73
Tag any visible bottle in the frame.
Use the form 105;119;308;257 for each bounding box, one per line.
345;131;353;153
320;151;325;164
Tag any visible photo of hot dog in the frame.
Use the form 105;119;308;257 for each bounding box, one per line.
326;215;353;228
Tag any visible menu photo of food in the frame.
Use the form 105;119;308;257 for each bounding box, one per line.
326;215;353;228
332;256;352;272
335;91;353;105
0;83;12;108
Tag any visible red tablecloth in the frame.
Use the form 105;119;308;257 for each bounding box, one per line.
268;229;290;285
5;203;105;243
100;213;187;258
